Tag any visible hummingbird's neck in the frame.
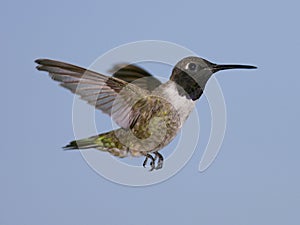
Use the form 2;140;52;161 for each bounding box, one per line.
170;67;211;101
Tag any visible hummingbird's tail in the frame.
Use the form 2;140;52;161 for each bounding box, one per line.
63;135;100;150
63;129;129;157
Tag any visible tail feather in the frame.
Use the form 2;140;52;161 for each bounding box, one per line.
63;135;104;150
62;129;124;150
63;129;132;158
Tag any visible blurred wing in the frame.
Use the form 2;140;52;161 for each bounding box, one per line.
35;59;148;129
109;63;162;91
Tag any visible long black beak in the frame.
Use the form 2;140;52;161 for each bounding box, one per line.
212;64;257;73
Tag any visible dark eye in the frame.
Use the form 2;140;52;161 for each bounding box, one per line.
187;62;197;71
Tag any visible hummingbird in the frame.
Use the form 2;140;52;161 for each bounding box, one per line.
35;56;256;171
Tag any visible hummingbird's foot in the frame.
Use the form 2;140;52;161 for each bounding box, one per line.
153;152;164;170
143;154;155;171
143;152;164;171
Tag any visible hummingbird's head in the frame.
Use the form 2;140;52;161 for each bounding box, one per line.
173;56;214;75
170;56;257;101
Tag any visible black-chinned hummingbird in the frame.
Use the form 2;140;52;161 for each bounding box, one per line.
35;56;256;170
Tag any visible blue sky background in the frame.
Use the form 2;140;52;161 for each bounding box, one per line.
1;0;300;224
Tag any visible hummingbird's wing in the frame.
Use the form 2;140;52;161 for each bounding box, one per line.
35;59;149;129
109;63;162;91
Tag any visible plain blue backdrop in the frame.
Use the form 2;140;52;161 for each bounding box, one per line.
1;0;299;225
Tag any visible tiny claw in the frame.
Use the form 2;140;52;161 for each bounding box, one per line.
149;160;155;171
143;154;155;171
156;161;163;170
143;157;148;168
154;152;164;170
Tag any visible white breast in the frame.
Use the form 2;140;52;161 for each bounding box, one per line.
154;81;195;126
